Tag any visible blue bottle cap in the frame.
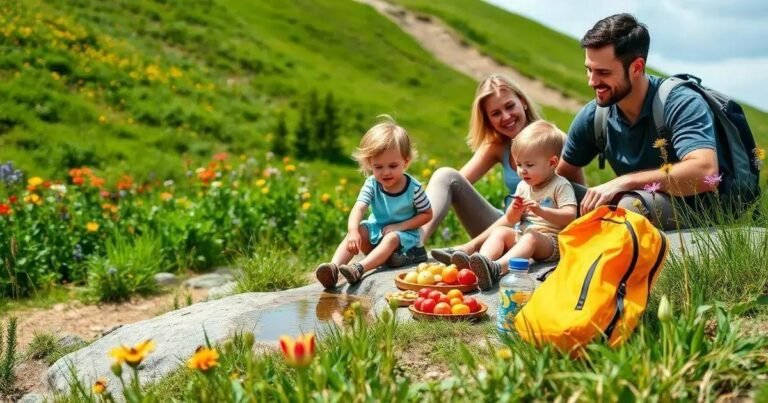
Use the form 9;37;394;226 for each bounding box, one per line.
508;258;529;271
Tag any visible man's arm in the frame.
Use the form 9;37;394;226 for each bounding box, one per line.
578;148;718;215
556;159;587;186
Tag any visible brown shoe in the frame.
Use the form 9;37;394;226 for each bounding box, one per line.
450;250;471;270
469;254;502;291
339;263;364;285
315;263;339;289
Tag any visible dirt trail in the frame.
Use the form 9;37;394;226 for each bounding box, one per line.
357;0;583;113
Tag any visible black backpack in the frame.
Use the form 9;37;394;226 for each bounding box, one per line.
594;74;761;204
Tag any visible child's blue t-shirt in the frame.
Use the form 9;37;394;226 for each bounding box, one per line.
356;173;431;226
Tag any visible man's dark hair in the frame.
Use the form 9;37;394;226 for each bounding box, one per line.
581;13;650;70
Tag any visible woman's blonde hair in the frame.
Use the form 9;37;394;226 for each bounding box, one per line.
352;115;416;175
511;120;567;161
467;74;542;151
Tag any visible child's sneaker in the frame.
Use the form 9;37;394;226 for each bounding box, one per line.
450;250;471;269
430;247;457;265
315;263;339;289
339;262;365;285
386;246;428;268
469;253;502;291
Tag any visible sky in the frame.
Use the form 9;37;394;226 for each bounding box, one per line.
485;0;768;111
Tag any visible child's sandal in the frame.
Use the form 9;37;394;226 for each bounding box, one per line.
339;263;364;285
315;263;340;289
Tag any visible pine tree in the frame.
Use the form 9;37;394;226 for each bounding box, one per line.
271;112;290;156
293;107;312;159
307;90;322;159
321;92;343;160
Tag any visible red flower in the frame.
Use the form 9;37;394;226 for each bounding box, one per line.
8;195;18;204
279;333;316;368
0;204;11;215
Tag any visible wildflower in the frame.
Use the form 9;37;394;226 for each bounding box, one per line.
643;182;661;194
703;173;722;188
72;176;85;186
660;163;673;175
631;198;644;211
421;168;432;178
266;151;275;161
428;158;437;167
86;221;99;232
109;339;155;368
657;295;672;322
279;333;316;368
187;346;219;372
98;115;107;124
163;179;174;187
339;178;348;186
285;164;296;172
213;152;229;162
282;156;291;164
117;175;133;190
27;176;43;187
0;203;11;215
92;378;107;395
302;202;311;210
160;192;173;201
210;181;222;188
24;193;42;205
261;187;269;194
301;192;311;201
256;179;267;187
90;176;105;188
496;348;513;360
754;147;765;169
320;193;330;203
440;227;452;241
652;138;668;149
8;195;18;204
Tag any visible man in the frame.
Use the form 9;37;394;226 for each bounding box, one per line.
556;13;721;229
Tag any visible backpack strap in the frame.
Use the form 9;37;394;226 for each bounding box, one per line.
593;106;609;169
651;75;689;138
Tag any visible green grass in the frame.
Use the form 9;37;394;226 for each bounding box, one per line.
233;246;310;293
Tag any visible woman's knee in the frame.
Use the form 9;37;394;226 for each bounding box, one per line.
431;167;461;185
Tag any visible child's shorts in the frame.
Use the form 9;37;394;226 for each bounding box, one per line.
518;226;560;263
361;220;420;253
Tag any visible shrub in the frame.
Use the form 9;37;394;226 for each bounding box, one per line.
86;233;164;302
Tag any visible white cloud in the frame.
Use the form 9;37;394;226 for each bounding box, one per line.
484;0;768;111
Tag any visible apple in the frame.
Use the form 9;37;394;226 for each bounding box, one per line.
438;294;452;305
464;297;480;313
427;290;443;302
418;288;432;299
434;302;452;315
417;271;435;285
451;304;470;315
404;271;419;283
420;298;436;313
413;297;426;311
457;269;478;286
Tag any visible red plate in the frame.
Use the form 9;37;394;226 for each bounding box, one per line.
408;302;488;321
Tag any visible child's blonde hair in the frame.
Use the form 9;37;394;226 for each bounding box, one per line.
467;74;542;151
352;116;416;175
511;120;567;160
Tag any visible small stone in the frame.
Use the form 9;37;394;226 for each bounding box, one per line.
57;334;86;350
18;393;46;403
154;272;178;286
208;281;238;299
183;273;234;289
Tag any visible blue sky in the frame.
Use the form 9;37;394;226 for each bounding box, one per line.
486;0;768;111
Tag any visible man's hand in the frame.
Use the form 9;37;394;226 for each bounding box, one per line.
346;230;362;255
505;196;524;222
580;177;630;216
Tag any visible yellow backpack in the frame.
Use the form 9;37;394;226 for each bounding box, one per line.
514;206;670;352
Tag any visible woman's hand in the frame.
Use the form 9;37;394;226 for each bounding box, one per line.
346;230;362;255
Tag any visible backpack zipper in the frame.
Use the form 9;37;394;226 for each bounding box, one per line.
646;230;668;295
603;220;639;340
575;253;603;310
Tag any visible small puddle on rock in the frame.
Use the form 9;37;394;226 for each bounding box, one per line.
253;293;371;341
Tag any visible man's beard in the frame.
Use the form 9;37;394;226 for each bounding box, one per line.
595;74;632;107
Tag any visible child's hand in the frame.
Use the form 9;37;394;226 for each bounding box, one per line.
505;196;524;220
346;230;362;255
523;198;542;215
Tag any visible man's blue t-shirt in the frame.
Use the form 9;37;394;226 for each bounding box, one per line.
562;75;720;180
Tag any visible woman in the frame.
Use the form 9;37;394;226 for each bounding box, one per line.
423;74;543;265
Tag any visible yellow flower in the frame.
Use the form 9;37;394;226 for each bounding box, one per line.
98;115;107;124
421;168;432;178
631;199;644;211
279;333;316;368
652;138;668;149
496;348;513;359
24;194;43;205
109;339;155;368
256;179;266;188
755;147;766;161
285;164;296;172
261;187;269;194
86;221;99;232
660;163;673;175
92;378;107;395
27;176;44;187
302;202;311;210
320;193;331;203
187;346;219;372
169;66;183;78
428;158;437;167
301;192;311;201
160;192;173;201
339;178;348;186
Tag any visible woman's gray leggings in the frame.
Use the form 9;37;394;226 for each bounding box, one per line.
421;167;503;243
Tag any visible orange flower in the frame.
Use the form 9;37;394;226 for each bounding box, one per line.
117;175;134;190
72;176;85;186
92;377;107;394
213;152;229;161
187;346;219;372
160;192;173;201
109;339;155;368
197;168;216;183
0;203;11;215
90;176;105;188
279;333;315;368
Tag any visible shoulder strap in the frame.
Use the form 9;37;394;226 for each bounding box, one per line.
593;106;609;169
651;76;688;138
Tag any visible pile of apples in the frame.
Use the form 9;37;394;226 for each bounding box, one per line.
412;288;482;315
402;262;478;286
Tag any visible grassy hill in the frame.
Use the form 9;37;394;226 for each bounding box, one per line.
0;0;765;185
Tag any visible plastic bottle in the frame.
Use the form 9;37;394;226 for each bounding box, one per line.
497;258;536;335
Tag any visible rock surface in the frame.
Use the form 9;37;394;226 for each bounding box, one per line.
46;226;754;395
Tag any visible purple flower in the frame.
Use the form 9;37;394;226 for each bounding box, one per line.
703;173;722;187
643;182;661;194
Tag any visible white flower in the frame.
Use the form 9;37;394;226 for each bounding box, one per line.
164;179;175;187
